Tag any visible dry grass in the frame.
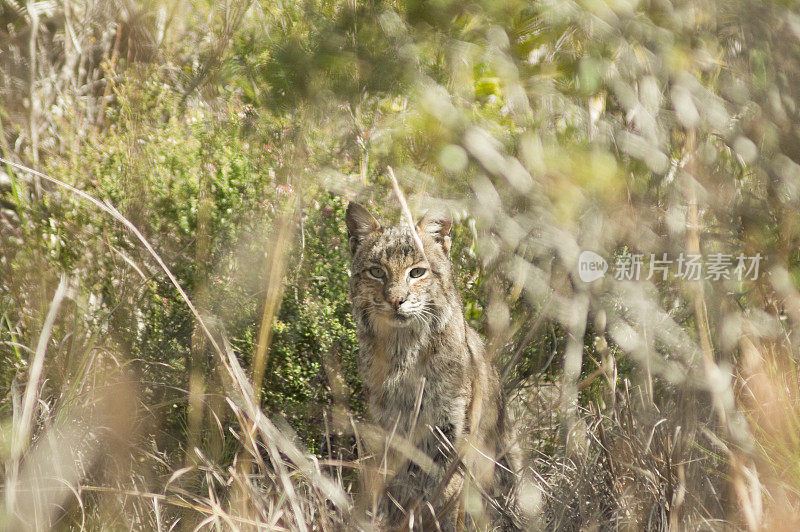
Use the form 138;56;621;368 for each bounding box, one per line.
5;0;800;530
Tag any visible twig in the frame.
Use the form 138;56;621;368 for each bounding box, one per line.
6;275;69;512
26;1;40;168
95;20;122;129
386;166;427;261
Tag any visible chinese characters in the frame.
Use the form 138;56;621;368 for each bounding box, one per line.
612;253;761;281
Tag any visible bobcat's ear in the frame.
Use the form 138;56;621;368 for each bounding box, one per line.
346;202;380;254
417;205;452;254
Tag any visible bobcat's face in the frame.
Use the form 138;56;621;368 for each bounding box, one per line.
346;203;454;330
352;227;438;324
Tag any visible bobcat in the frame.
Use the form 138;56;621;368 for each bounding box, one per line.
345;202;518;531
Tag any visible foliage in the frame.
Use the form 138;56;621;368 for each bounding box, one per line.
3;0;800;529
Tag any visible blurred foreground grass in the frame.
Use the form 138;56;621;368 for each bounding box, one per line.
3;0;800;529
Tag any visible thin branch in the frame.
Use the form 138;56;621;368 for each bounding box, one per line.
387;166;427;261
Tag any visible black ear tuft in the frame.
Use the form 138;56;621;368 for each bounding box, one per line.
416;205;452;254
345;202;380;254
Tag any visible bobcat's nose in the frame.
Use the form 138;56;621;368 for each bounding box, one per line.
388;295;406;310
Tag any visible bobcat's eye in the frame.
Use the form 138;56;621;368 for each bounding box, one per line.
368;267;385;279
409;267;427;279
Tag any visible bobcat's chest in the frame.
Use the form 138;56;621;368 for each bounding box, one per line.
364;329;465;435
365;332;427;413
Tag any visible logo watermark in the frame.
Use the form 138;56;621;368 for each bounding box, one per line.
577;252;762;282
578;250;608;282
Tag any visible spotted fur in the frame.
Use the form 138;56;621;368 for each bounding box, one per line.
346;202;518;531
